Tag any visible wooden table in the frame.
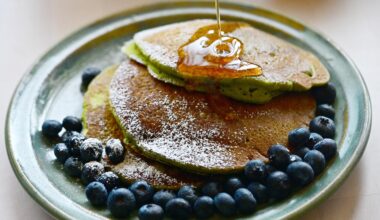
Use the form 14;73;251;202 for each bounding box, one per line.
0;0;379;219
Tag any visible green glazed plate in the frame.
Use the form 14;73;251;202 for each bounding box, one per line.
5;1;371;219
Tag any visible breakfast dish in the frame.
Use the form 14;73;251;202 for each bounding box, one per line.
47;14;338;218
5;2;371;220
15;13;339;220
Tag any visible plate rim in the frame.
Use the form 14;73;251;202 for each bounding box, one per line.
5;1;372;219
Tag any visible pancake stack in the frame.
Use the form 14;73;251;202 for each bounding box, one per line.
82;20;326;189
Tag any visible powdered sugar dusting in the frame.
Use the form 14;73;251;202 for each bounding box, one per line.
109;61;315;173
110;62;235;169
113;147;204;187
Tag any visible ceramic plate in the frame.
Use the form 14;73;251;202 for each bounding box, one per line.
5;1;371;219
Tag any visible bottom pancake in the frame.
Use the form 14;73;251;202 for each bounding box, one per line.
109;60;316;174
83;65;206;189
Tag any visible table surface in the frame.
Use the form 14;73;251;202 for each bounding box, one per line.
0;0;379;219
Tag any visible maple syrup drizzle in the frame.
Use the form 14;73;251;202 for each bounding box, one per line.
177;0;262;79
215;0;222;38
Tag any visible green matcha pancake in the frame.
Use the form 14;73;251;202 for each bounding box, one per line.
109;60;316;174
125;19;329;103
83;65;206;189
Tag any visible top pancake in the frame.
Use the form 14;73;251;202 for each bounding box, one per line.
134;19;329;91
83;65;206;189
109;60;316;174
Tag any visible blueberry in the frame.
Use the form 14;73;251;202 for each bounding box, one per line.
201;182;222;198
80;138;103;162
286;161;314;186
293;147;310;158
304;150;326;175
62;116;83;132
268;144;291;169
214;192;236;216
107;188;136;218
53;143;70;163
85;181;108;206
42;120;62;138
105;139;125;164
138;204;164;220
224;177;244;195
265;164;277;174
247;182;268;203
153;190;176;208
64;157;83;177
61;131;74;143
314;138;337;161
316;104;335;120
244;159;267;182
311;82;336;105
193;196;214;219
129;180;155;206
81;161;104;185
289;154;302;163
306;132;323;148
309;116;336;138
177;185;198;205
233;188;257;214
96;171;120;192
82;67;101;88
266;171;292;200
288;128;310;148
165;198;192;220
64;131;86;157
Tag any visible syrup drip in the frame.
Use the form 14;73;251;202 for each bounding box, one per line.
177;0;262;79
215;0;222;38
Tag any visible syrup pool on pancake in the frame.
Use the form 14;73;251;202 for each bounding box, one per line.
177;0;262;79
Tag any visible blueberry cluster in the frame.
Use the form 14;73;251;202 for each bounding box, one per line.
42;117;126;202
41;81;337;219
51;134;125;183
92;132;336;220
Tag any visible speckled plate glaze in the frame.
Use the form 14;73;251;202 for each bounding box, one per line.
5;1;371;219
